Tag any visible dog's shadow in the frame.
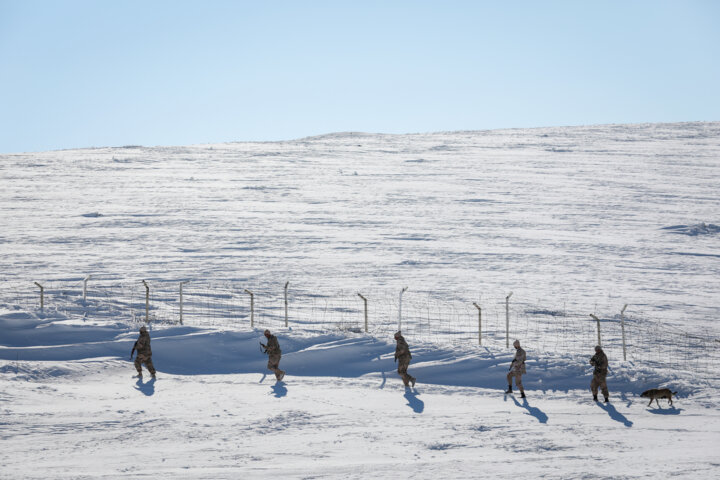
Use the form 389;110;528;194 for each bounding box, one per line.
646;406;682;415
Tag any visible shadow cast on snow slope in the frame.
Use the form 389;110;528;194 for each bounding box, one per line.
134;377;155;397
646;406;683;415
270;381;288;398
597;401;633;427
404;388;424;413
509;394;548;424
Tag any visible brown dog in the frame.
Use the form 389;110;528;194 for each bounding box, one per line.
640;388;677;408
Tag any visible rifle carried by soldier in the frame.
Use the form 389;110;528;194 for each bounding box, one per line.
130;340;138;360
260;342;268;354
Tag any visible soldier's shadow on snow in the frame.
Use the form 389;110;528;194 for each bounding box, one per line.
404;388;424;413
259;373;288;397
134;378;155;396
509;395;548;424
271;382;288;398
597;402;633;427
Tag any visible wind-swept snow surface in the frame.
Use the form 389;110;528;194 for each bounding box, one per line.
2;122;720;327
1;122;720;478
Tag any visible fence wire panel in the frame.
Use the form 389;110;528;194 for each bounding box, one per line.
1;279;719;381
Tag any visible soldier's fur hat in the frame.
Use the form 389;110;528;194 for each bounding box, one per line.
264;329;271;336
394;331;402;339
139;326;148;333
595;345;602;352
513;339;520;347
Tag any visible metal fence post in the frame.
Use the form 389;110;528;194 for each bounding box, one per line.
620;304;628;361
284;281;289;327
473;302;482;345
398;287;408;332
83;275;91;302
34;282;44;311
590;314;601;347
179;281;189;325
358;293;368;333
244;289;255;328
505;292;513;348
142;280;149;323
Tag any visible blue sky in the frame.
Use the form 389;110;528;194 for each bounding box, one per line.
1;0;718;153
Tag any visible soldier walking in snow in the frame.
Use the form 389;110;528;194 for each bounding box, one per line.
130;326;156;379
590;345;609;402
394;331;416;387
261;329;285;382
505;339;526;398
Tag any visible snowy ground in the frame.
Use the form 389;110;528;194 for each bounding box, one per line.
5;367;720;479
1;310;719;479
1;122;720;478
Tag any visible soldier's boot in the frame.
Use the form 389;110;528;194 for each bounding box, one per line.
151;373;156;379
410;377;416;388
276;370;285;382
604;396;609;403
593;394;598;401
505;385;513;394
520;391;526;399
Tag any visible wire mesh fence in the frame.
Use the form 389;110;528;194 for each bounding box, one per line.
2;278;718;380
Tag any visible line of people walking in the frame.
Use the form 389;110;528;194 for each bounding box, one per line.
130;327;610;402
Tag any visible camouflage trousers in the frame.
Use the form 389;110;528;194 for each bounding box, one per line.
397;356;415;386
591;372;609;397
135;354;156;375
506;370;524;393
267;354;285;380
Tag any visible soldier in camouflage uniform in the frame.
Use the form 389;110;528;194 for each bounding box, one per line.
505;339;526;398
130;326;156;379
590;345;609;402
394;331;416;387
262;329;285;382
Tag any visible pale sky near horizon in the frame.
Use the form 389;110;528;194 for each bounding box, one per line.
1;0;718;153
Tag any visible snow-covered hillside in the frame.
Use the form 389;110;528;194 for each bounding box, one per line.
1;122;719;478
2;122;719;327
